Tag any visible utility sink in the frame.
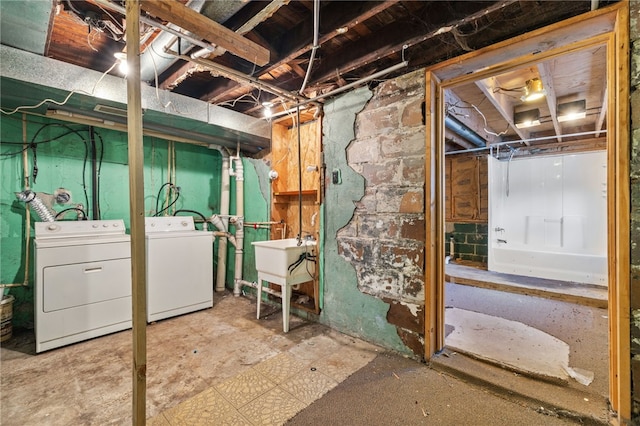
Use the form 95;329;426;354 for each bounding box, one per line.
252;238;316;283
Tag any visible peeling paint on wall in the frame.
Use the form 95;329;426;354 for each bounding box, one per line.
319;87;408;353
321;69;427;358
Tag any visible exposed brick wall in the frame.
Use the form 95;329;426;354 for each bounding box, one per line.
337;70;426;357
445;223;488;265
630;0;640;418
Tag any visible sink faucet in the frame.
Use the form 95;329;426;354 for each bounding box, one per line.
495;227;505;232
497;239;507;244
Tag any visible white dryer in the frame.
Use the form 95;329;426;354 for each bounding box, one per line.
145;216;213;322
34;220;132;353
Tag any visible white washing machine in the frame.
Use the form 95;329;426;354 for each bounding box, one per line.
145;216;213;322
34;220;132;353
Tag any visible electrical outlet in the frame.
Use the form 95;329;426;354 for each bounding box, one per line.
332;168;342;184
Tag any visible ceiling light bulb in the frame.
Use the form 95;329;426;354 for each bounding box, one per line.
114;52;128;75
521;78;546;102
514;108;541;129
262;101;273;118
557;100;587;122
118;60;128;75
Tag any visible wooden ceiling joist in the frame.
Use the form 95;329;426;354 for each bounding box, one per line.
475;77;530;144
159;0;289;91
195;0;401;106
140;0;270;66
537;62;563;143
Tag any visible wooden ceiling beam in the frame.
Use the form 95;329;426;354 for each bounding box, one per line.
159;0;288;91
537;62;563;143
308;1;517;87
197;1;401;105
475;77;530;144
139;0;270;66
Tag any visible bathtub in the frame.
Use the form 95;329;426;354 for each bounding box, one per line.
488;246;607;286
487;152;608;287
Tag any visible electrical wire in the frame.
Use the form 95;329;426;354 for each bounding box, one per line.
0;60;118;116
1;122;107;216
154;182;179;216
155;191;179;217
54;207;87;220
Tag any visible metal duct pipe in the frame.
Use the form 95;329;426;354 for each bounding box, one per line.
93;0;247;82
138;0;207;82
445;115;486;148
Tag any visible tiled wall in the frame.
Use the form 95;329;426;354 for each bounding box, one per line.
445;222;489;265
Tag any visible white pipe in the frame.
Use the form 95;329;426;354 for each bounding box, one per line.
232;156;245;296
299;0;320;94
449;237;455;260
215;151;231;292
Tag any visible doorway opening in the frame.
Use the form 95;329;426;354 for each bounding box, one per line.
424;3;630;422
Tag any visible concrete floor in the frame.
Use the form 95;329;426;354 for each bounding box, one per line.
445;282;609;399
1;283;610;425
1;291;379;425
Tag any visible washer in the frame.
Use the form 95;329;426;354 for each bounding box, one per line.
145;216;213;322
34;220;131;353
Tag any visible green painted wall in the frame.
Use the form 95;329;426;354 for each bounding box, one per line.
0;114;234;328
227;157;270;289
319;87;408;354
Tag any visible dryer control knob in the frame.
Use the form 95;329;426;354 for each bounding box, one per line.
47;224;59;231
92;224;99;228
181;221;188;227
102;224;109;228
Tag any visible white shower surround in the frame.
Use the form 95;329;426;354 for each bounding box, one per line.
488;151;607;286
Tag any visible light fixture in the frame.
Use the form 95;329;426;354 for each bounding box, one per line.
114;52;128;75
557;99;586;122
336;26;348;34
521;78;546;102
262;102;273;118
514;108;541;129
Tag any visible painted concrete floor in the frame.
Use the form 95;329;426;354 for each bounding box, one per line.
1;291;379;425
1;284;609;425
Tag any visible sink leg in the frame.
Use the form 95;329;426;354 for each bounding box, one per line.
282;282;290;333
256;274;263;320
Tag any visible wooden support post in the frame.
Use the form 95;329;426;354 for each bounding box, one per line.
125;1;147;424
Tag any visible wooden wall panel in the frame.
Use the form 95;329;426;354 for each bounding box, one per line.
268;120;322;313
446;154;487;222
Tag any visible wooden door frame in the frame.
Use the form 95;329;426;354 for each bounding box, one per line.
423;3;630;421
